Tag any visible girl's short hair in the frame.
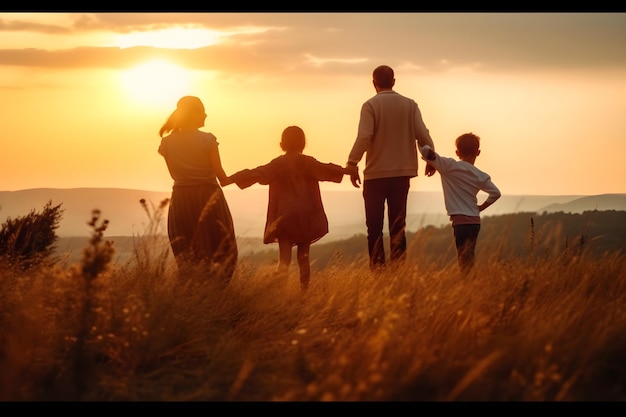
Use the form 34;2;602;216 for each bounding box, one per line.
455;132;480;157
280;125;306;152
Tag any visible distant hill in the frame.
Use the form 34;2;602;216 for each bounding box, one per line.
60;209;625;270
1;188;625;240
269;210;626;272
537;194;626;213
0;188;172;238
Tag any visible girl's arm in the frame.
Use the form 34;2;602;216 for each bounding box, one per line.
230;169;263;189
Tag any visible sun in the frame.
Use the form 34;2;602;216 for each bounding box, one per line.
119;59;194;107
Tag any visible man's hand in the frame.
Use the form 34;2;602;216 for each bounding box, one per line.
350;172;361;188
346;164;361;188
419;145;437;177
345;164;358;177
425;163;436;177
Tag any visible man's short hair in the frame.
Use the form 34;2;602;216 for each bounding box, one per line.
373;65;394;89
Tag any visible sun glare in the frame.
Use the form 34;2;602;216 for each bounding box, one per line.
119;60;195;107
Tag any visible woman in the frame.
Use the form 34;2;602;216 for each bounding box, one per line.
158;96;237;286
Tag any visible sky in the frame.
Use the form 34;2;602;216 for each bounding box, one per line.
1;12;625;196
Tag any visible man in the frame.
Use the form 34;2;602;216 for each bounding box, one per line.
346;65;436;269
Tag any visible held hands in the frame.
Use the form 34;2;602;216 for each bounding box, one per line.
219;175;234;187
419;145;437;177
425;163;436;177
345;164;361;188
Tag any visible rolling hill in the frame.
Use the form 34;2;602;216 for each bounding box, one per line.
1;188;625;241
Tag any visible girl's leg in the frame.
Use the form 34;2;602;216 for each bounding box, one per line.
278;239;292;275
296;243;311;290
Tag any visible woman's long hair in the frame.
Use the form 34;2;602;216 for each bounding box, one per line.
159;96;205;137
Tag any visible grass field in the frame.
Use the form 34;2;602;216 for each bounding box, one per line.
1;206;625;401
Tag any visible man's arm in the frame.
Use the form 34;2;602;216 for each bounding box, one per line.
413;103;436;176
345;102;373;188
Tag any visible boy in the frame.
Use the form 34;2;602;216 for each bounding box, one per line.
419;132;501;274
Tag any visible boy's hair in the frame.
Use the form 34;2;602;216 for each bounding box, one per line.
455;132;480;157
280;125;306;153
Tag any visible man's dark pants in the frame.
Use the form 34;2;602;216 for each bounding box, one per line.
363;176;410;269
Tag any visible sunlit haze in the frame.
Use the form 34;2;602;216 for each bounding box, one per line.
1;12;625;196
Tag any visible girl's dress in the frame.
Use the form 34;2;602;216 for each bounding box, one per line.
232;153;344;245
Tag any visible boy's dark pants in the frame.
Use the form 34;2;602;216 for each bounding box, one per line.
453;224;481;273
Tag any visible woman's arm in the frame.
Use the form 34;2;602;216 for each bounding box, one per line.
209;146;232;186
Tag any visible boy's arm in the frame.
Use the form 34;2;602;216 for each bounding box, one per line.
479;179;501;212
419;145;436;161
418;145;437;176
478;200;495;212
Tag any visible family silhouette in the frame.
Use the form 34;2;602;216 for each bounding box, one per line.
157;65;500;290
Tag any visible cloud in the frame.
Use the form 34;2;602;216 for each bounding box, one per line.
0;17;72;34
0;13;624;77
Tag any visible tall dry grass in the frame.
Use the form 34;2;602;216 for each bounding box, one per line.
0;201;625;401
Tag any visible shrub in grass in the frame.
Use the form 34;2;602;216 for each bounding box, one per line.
0;200;63;270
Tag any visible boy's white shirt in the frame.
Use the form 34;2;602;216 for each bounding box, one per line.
419;145;501;217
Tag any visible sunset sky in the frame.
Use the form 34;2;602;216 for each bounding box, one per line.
1;12;625;196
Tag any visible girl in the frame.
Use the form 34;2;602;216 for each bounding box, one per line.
231;126;356;290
